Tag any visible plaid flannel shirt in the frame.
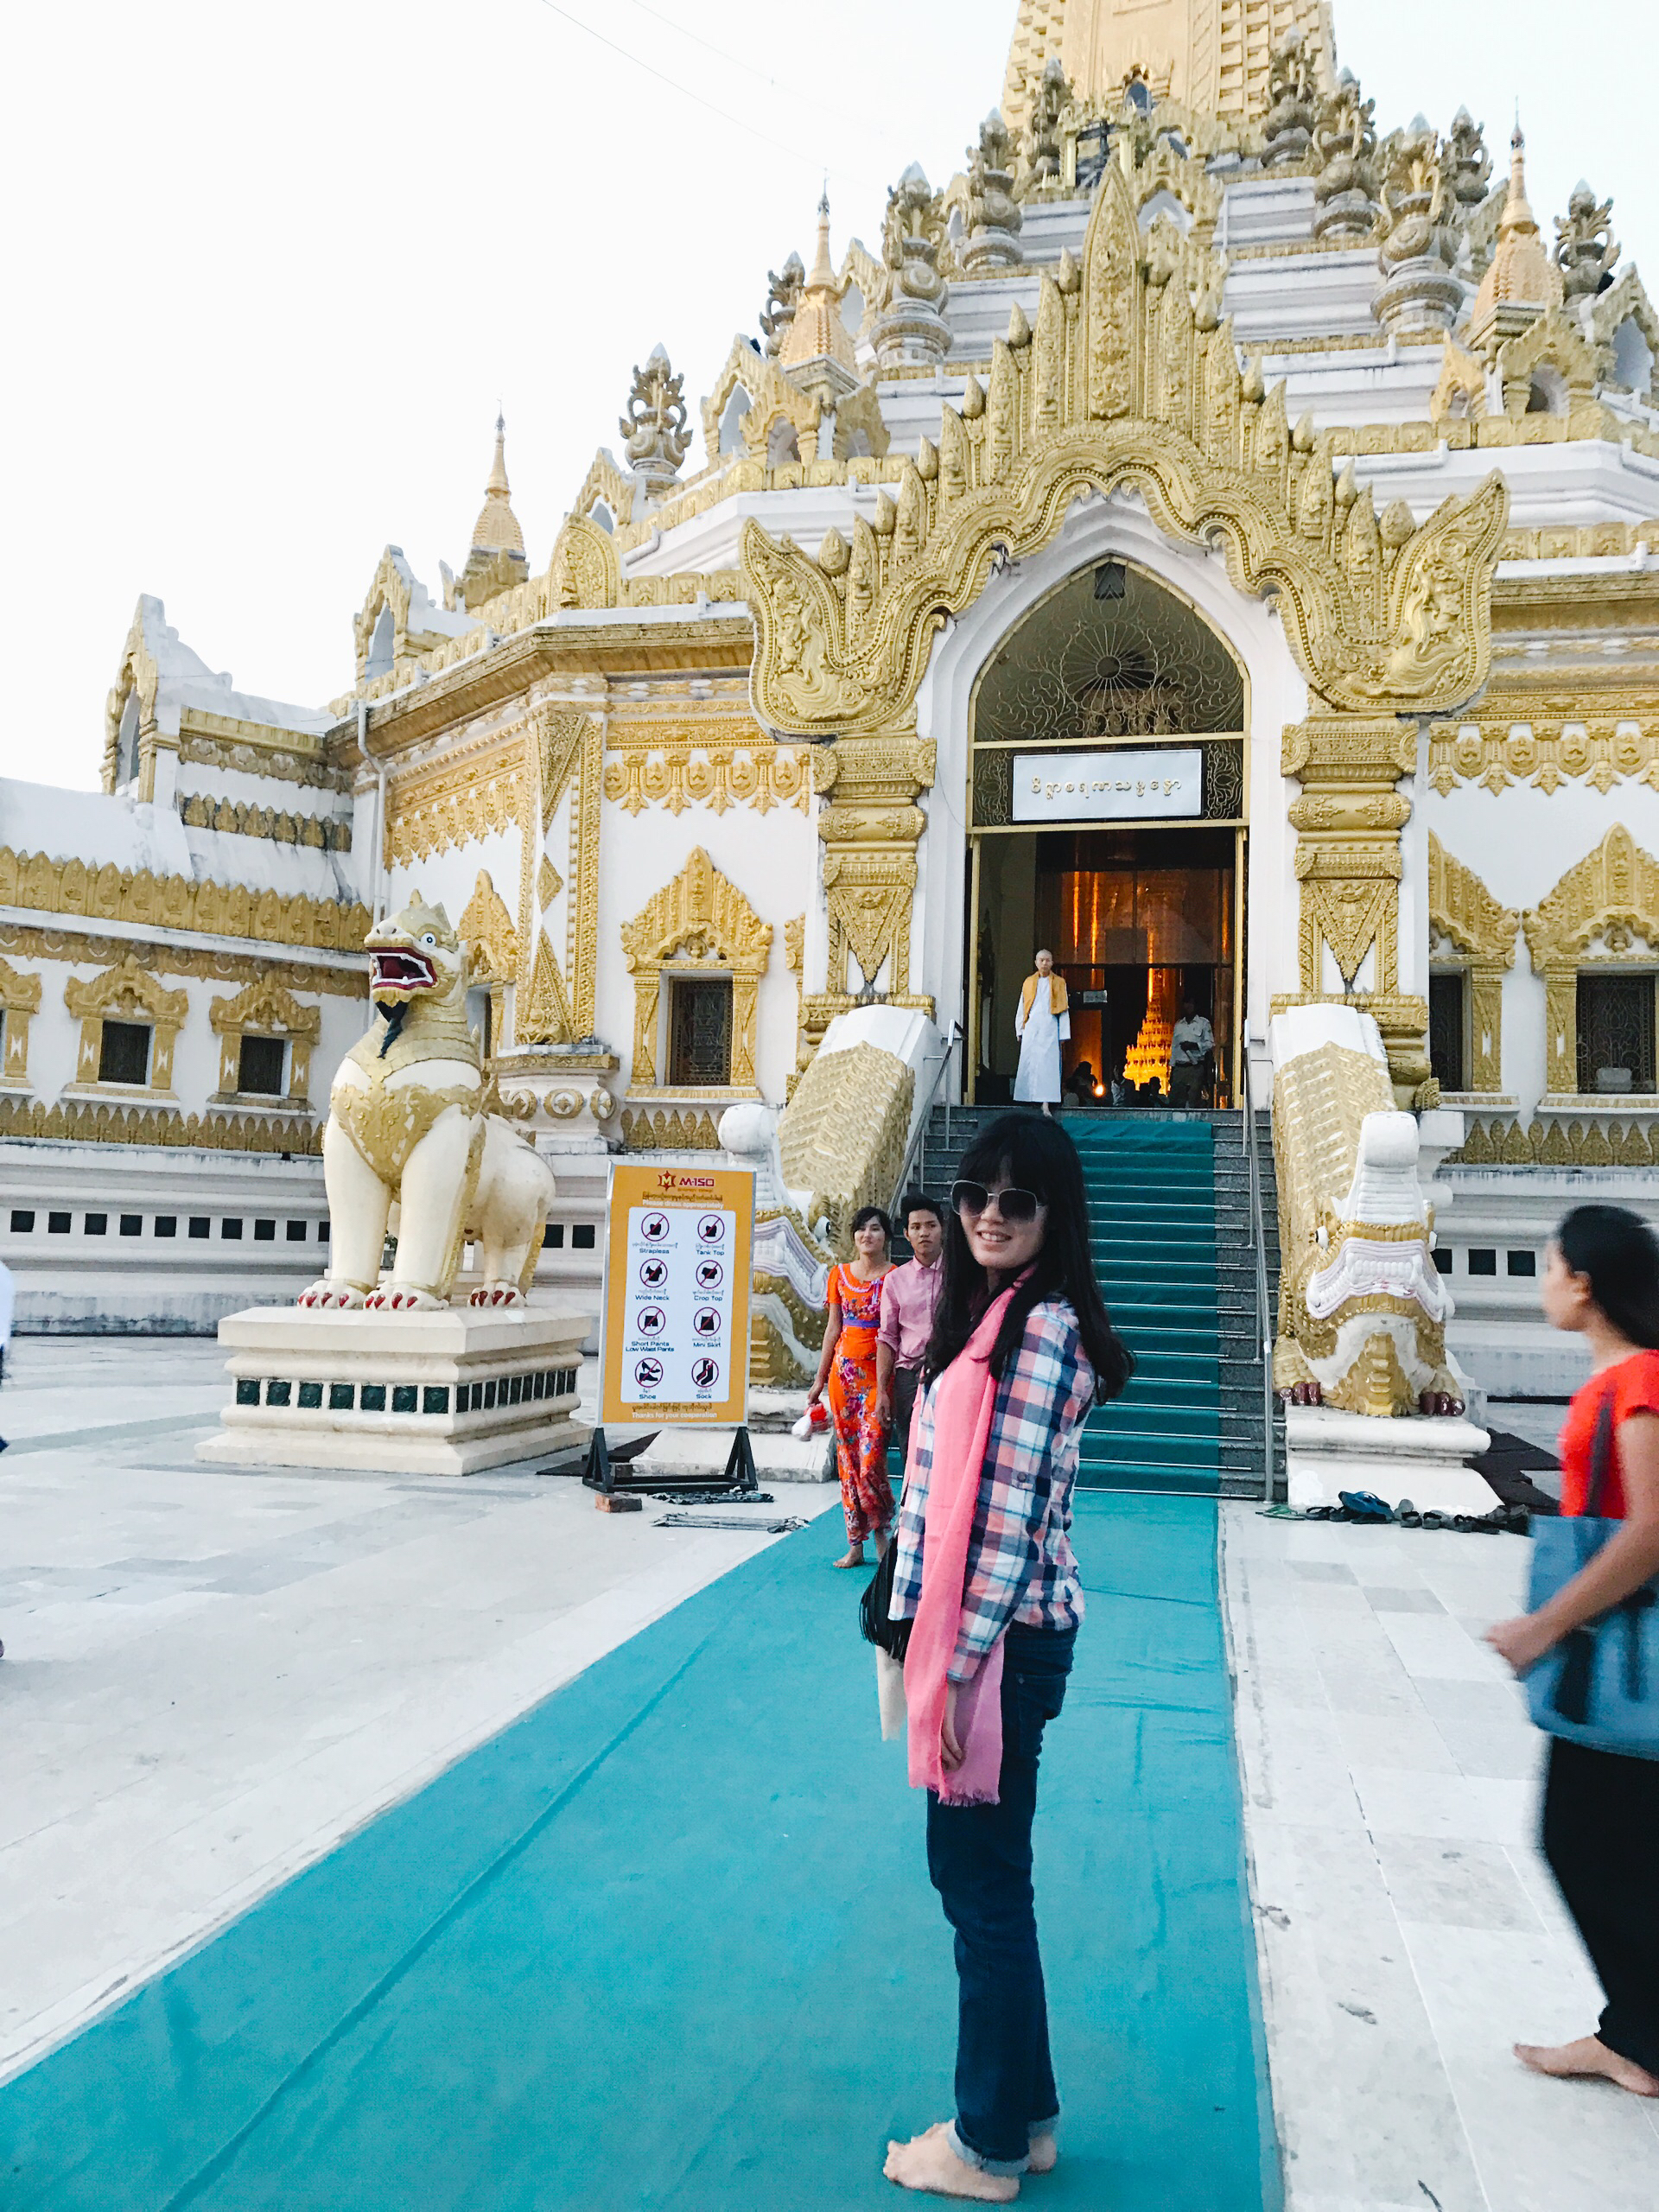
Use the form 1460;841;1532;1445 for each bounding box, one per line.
888;1298;1094;1684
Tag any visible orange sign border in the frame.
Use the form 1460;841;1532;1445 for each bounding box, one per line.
600;1161;754;1429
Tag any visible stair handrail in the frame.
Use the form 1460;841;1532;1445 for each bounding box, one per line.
1242;1044;1275;1501
890;1023;963;1217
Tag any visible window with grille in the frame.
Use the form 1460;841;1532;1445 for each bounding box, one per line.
238;1033;288;1096
99;1020;151;1085
1576;972;1656;1093
668;977;733;1087
1428;972;1465;1094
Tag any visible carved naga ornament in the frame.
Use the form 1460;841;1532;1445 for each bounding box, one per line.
743;143;1509;740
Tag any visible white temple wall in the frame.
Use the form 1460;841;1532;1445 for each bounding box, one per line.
385;823;519;949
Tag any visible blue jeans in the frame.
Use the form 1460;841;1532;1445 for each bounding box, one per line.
925;1621;1077;2174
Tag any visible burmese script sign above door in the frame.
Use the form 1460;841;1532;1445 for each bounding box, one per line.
1012;747;1204;824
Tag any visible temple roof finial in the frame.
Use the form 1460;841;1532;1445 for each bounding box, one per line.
470;411;524;557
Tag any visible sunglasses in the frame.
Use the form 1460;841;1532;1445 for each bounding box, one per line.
950;1180;1046;1225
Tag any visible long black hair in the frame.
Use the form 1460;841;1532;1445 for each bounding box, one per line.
1556;1204;1659;1350
924;1111;1133;1401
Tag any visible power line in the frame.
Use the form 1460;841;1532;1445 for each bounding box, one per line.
620;0;886;143
524;0;884;199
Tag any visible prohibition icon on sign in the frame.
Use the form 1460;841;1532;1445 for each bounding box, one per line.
639;1257;669;1289
633;1357;663;1389
695;1258;724;1290
693;1306;722;1338
641;1213;671;1242
636;1306;666;1335
690;1356;720;1389
696;1213;726;1244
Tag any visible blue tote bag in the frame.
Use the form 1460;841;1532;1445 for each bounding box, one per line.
1525;1392;1659;1759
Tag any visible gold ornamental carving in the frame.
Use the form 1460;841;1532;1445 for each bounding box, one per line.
1427;833;1518;1096
0;1092;321;1155
0;952;42;1085
603;734;812;817
1522;825;1659;1095
620;848;772;1092
457;870;518;987
742;149;1507;740
178;792;351;851
1429;706;1659;797
0;845;369;954
386;748;521;868
1453;1110;1659;1169
0;924;365;999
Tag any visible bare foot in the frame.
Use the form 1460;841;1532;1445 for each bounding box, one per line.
885;2127;1018;2200
833;1546;867;1571
1516;2036;1659;2096
1027;2133;1056;2174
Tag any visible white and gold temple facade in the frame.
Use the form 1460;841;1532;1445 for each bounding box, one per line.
4;0;1659;1391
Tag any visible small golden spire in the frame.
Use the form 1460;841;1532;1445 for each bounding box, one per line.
469;411;525;556
1497;123;1539;244
806;189;836;293
779;192;857;384
1468;117;1562;352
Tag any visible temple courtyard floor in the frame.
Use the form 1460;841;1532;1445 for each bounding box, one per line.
1;1338;1655;2209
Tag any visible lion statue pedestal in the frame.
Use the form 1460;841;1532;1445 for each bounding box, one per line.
198;897;594;1476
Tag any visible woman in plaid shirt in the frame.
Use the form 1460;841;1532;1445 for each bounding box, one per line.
885;1113;1131;2201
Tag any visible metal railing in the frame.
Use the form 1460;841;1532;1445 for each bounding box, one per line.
890;1024;963;1217
1241;1048;1276;1501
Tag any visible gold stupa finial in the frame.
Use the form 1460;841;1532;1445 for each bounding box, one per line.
470;411;524;556
1467;116;1563;353
779;191;858;390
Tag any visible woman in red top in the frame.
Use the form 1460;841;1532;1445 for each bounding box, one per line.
1488;1204;1659;2099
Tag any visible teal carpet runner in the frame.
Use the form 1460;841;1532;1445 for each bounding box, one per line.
1;1497;1274;2211
1065;1118;1223;1497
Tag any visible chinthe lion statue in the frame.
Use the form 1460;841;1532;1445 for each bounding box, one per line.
299;895;556;1313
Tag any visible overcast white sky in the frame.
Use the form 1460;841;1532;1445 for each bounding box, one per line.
3;1;1652;791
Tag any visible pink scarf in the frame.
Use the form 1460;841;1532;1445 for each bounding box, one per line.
904;1281;1021;1807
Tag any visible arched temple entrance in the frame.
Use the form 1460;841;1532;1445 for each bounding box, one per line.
966;556;1247;1103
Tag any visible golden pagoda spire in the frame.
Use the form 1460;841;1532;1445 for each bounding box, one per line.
779;190;858;394
469;411;525;557
1468;121;1563;353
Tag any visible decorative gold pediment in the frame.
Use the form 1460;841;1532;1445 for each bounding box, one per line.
743;142;1507;736
701;336;822;462
103;601;162;790
1427;833;1518;967
457;869;518;986
0;952;43;1014
208;976;321;1041
65;954;188;1027
547;514;621;610
621;848;772;975
1524;824;1659;966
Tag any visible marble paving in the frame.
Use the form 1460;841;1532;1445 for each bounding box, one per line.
0;1336;837;2082
4;1339;1656;2207
1223;1503;1659;2212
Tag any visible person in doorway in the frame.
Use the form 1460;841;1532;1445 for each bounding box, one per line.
876;1192;945;1472
806;1205;895;1570
883;1114;1133;2200
1013;952;1069;1116
1167;997;1214;1108
1062;1059;1097;1109
1487;1205;1659;2099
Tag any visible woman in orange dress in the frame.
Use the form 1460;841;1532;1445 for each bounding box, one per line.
806;1205;895;1569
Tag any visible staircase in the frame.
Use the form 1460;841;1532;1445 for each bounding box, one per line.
902;1106;1283;1497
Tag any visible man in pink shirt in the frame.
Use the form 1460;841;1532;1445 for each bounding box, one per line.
875;1192;945;1471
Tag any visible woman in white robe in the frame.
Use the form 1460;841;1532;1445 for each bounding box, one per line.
1014;950;1070;1112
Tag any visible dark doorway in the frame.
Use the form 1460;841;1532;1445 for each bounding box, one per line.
669;976;733;1086
974;827;1236;1104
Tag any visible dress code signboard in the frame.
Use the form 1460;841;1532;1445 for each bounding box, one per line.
600;1162;754;1429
